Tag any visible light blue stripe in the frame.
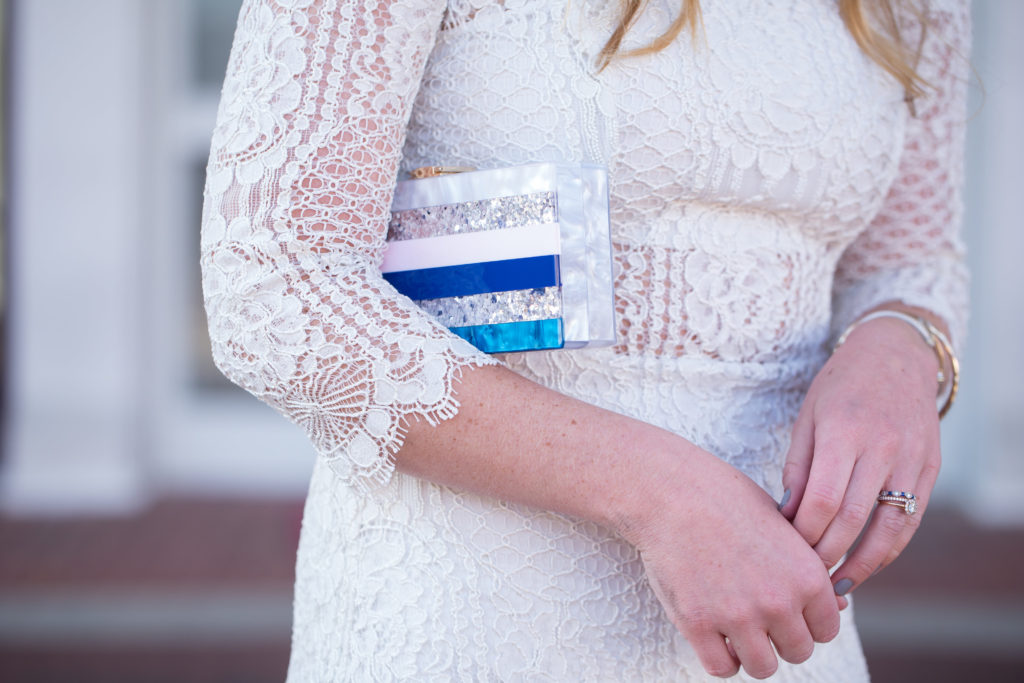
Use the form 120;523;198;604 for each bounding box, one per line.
449;319;564;353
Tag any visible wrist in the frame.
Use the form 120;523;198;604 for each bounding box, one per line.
602;427;716;548
845;316;938;374
834;307;959;416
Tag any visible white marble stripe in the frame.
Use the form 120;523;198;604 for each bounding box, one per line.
380;222;560;273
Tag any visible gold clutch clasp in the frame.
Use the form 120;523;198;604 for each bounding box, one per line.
409;165;476;179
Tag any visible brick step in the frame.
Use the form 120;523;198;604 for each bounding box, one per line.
0;499;303;588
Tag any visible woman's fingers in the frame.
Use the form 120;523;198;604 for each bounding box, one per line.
831;490;927;595
811;452;902;570
689;632;740;679
803;584;843;644
728;630;779;679
826;432;938;593
768;620;816;666
691;598;836;679
779;406;815;520
790;430;857;549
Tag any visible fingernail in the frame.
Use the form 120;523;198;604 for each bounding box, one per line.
834;578;854;596
777;489;791;510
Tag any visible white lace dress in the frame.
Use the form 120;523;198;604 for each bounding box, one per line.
201;0;970;679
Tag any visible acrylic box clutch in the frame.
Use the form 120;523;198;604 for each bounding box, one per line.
381;163;615;353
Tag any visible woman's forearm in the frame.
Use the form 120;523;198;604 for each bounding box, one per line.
395;363;697;542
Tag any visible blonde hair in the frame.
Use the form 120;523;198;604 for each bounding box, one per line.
597;0;929;104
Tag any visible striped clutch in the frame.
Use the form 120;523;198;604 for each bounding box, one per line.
381;163;615;353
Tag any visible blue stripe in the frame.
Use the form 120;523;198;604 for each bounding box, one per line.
450;319;564;353
383;255;560;300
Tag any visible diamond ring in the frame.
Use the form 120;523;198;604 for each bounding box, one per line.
877;490;918;515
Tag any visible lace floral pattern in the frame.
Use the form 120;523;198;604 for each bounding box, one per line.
202;0;498;490
201;0;970;679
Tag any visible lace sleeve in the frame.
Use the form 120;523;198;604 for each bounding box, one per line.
200;0;498;491
831;0;971;350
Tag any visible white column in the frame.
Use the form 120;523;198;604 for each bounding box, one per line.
1;0;150;514
938;0;1024;524
141;0;315;500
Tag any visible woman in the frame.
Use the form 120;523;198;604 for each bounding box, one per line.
201;0;970;679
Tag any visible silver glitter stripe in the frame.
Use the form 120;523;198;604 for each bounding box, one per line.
414;287;562;327
388;192;557;241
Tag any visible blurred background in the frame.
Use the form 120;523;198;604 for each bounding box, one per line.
0;1;1021;681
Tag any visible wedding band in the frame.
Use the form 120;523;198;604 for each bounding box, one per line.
877;490;918;515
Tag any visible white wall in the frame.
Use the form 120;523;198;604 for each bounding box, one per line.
2;0;151;513
1;0;314;515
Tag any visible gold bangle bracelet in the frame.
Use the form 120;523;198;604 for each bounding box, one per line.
930;324;960;419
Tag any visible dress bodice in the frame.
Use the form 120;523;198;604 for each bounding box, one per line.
403;0;962;371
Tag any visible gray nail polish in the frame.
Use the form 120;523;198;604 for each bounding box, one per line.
834;578;854;596
777;489;791;510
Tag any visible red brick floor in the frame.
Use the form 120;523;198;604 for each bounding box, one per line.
1;499;1022;681
0;499;303;588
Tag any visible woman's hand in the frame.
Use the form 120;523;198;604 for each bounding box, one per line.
778;308;943;597
622;444;842;680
